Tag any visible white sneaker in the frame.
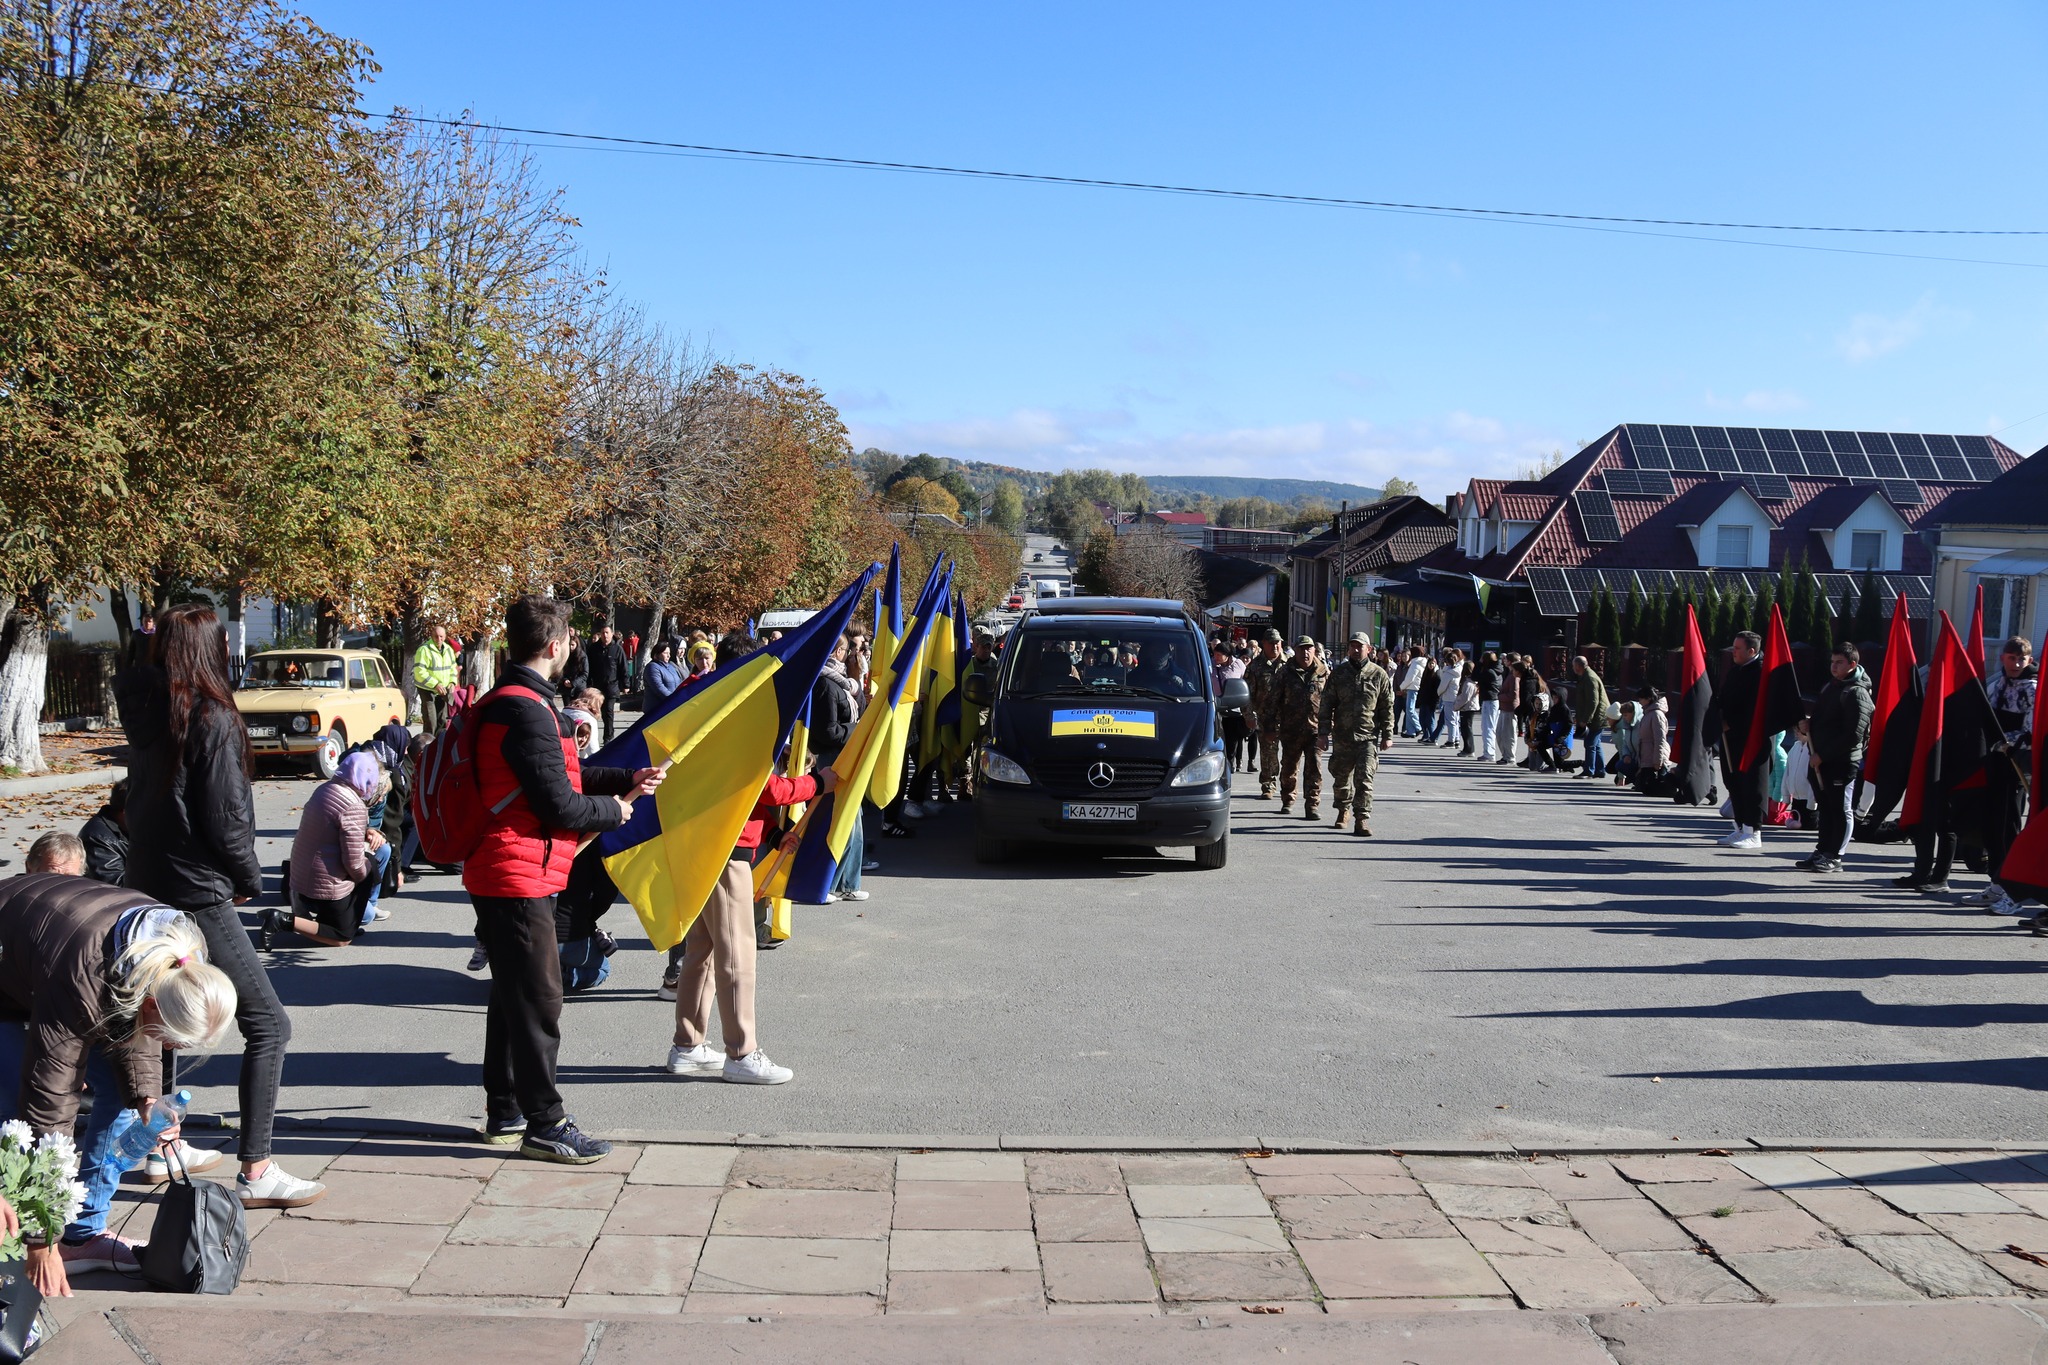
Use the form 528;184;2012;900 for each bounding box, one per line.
238;1161;327;1209
1987;888;2027;915
1729;830;1764;850
822;891;841;903
1714;826;1748;847
1964;885;2002;905
144;1139;225;1179
841;889;870;902
665;1043;725;1076
723;1051;793;1085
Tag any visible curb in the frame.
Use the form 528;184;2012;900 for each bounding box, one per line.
270;1118;2048;1156
0;765;124;798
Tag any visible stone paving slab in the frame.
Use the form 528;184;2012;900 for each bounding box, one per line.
53;1133;2048;1335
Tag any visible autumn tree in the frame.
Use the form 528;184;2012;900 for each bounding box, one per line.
1074;529;1200;610
884;477;962;520
988;480;1026;535
0;0;381;769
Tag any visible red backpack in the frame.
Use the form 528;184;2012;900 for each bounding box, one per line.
411;684;549;865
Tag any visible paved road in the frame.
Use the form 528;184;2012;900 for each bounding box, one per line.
8;739;2044;1144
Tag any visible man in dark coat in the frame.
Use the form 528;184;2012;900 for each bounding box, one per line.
586;625;630;745
79;778;130;885
1798;642;1873;873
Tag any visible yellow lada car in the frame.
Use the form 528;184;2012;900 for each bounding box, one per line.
234;648;407;778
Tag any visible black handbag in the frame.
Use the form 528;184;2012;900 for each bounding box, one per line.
138;1149;248;1294
0;1256;41;1363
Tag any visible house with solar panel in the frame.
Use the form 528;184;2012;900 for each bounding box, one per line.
1419;424;2027;660
1927;446;2048;666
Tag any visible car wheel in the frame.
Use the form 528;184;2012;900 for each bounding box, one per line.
975;830;1012;865
1194;831;1228;870
314;724;346;780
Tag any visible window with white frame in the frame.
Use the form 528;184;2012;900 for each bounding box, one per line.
1849;530;1884;570
1714;524;1751;567
1980;576;2031;641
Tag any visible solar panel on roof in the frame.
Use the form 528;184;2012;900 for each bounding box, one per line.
1879;479;1922;507
1956;435;1994;459
1900;454;1940;481
1736;473;1793;501
1802;449;1840;476
1670;446;1707;471
1858;432;1897;455
1695;426;1733;450
1600;569;1640;597
1933;457;1971;482
1703;448;1740;472
1736;449;1773;473
1867;453;1908;479
1817;574;1856;612
1626;424;1664;446
1634;445;1673;470
1604;469;1674;497
1761;429;1798;452
1792;430;1831;452
1826;431;1862;453
1661;424;1699;447
1767;451;1807;476
1526;566;1579;617
1967;457;2004;481
1891;433;1929;458
1727;427;1765;449
1834;449;1873;478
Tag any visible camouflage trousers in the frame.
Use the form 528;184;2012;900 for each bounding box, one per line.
1329;738;1381;818
1278;730;1322;805
1257;732;1283;795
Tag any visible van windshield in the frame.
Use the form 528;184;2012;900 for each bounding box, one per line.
1007;627;1206;700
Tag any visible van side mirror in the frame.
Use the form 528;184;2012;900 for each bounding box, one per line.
963;673;992;707
1219;678;1250;712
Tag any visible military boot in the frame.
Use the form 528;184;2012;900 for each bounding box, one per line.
1302;803;1319;820
1331;806;1349;828
1278;797;1293;815
1353;816;1372;837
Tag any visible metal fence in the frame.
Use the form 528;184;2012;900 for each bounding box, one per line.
42;650;111;722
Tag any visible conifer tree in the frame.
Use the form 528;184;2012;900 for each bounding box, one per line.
1851;568;1883;644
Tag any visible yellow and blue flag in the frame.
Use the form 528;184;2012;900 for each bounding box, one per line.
758;580;943;905
591;565;878;950
869;556;947;807
919;582;958;761
872;545;903;702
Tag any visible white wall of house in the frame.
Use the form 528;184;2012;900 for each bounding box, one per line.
1497;519;1535;552
1817;498;1909;572
1936;533;2048;664
1684;491;1775;568
53;586;286;653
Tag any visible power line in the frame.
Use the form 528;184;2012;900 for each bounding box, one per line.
49;77;2048;268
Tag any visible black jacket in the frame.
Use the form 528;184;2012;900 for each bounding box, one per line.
588;640;629;697
1809;665;1874;770
1712;657;1761;757
1475;660;1503;702
117;667;264;909
81;808;128;885
810;669;858;757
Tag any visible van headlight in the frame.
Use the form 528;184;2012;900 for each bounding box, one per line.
979;749;1030;785
1170;751;1228;787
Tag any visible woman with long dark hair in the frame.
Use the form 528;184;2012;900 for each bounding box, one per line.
118;603;326;1209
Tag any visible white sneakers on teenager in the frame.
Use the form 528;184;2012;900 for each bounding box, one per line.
237;1162;327;1209
1728;829;1764;850
143;1140;225;1179
665;1043;725;1077
1714;826;1748;847
723;1052;793;1085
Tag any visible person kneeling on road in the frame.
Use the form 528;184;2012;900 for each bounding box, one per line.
665;764;841;1086
265;751;389;949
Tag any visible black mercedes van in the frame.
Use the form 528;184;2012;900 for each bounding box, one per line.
962;597;1248;869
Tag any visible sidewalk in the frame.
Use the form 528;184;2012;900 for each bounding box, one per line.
35;1132;2048;1359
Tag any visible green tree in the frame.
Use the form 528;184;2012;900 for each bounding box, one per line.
1380;476;1420;499
1639;586;1667;655
1621;582;1643;645
1785;556;1815;645
1749;574;1776;637
1720;587;1751;648
1851;568;1884;644
1597;586;1624;676
1812;591;1835;657
988;479;1026;535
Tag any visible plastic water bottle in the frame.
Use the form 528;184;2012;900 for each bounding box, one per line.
108;1089;191;1170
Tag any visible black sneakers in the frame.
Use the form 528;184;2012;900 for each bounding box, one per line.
522;1117;612;1164
1794;856;1843;873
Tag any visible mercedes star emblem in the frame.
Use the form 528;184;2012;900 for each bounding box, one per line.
1087;762;1116;789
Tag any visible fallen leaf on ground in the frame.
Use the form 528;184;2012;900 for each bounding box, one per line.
1698;1148;1733;1157
2006;1245;2048;1268
1241;1305;1283;1314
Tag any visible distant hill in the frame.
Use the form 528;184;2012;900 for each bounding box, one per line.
1143;475;1383;505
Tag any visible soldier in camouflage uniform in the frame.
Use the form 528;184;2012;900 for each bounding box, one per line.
1271;635;1329;818
1242;628;1290;799
1320;632;1395;836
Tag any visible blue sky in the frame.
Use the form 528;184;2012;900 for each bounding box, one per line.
310;2;2048;499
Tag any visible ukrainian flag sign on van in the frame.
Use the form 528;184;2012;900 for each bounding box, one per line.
1051;708;1156;738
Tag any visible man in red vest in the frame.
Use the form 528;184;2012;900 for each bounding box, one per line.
466;595;664;1162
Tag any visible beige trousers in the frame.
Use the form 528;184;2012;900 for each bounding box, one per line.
673;858;758;1057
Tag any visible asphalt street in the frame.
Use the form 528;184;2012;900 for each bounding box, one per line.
9;737;2046;1145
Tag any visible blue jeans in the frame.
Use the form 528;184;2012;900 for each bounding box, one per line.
362;842;394;927
1583;731;1607;777
1400;692;1420;737
833;816;865;896
0;1021;128;1241
1422;701;1442;742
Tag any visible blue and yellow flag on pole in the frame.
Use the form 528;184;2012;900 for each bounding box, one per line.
757;581;942;905
590;566;877;950
919;583;958;762
868;556;947;807
873;545;903;703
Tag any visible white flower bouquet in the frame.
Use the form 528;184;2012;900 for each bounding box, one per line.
0;1121;86;1259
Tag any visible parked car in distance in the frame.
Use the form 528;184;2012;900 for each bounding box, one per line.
235;648;406;779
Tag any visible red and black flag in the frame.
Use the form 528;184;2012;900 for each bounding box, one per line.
1900;612;2004;832
1997;628;2048;900
1861;594;1921;825
1669;603;1716;804
1737;603;1803;772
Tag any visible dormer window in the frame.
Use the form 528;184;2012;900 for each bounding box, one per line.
1849;531;1884;570
1715;524;1752;566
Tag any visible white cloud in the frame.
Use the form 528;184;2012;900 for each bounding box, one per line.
1704;388;1807;413
847;407;1565;502
1835;295;1966;364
